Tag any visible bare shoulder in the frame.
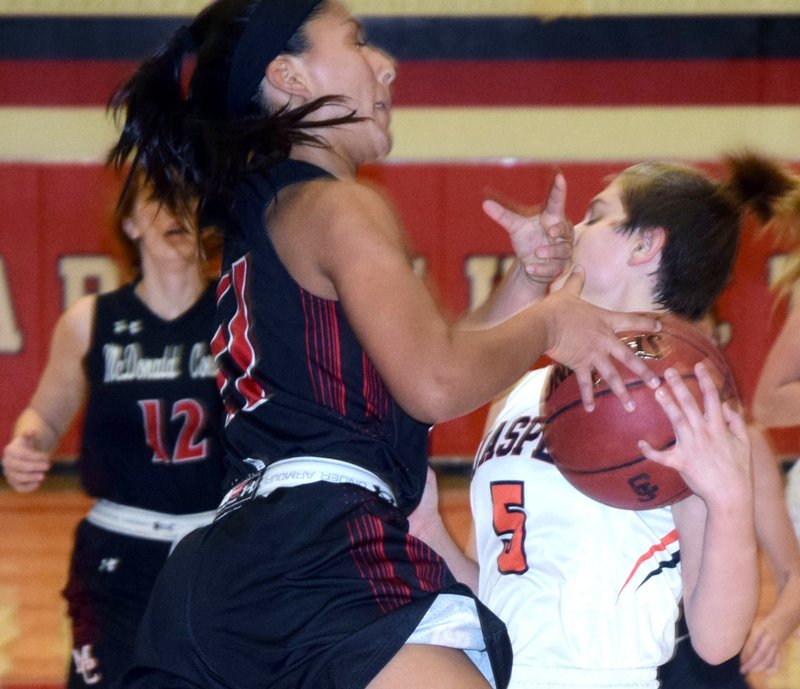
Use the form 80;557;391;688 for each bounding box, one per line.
52;293;96;356
287;176;402;240
271;177;410;297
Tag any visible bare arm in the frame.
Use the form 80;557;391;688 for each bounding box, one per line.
739;425;800;674
407;390;516;592
753;299;800;427
463;173;573;328
1;295;93;491
407;467;480;592
291;180;659;423
640;365;758;665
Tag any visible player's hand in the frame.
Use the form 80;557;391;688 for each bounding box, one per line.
407;466;443;543
739;618;783;674
1;433;51;492
482;172;573;285
638;363;751;507
540;268;661;411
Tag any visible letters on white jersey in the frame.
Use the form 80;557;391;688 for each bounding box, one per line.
470;368;683;673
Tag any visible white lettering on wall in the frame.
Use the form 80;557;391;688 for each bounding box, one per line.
59;256;119;309
0;258;22;353
464;255;513;311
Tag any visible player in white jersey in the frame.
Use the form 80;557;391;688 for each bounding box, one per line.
471;368;681;688
410;157;786;689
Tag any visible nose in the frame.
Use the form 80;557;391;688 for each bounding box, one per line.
371;46;396;85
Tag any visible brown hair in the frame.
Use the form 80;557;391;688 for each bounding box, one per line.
725;153;800;301
112;168;203;278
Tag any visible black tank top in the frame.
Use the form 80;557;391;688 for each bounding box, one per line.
81;282;226;513
211;160;429;512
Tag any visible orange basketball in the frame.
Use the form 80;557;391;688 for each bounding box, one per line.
542;314;737;510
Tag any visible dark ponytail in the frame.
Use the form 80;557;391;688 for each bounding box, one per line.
107;0;364;231
108;24;199;219
725;152;800;299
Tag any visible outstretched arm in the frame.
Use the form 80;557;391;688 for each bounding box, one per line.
752;297;800;427
640;364;758;665
1;296;92;492
298;179;660;421
739;425;800;674
464;173;573;328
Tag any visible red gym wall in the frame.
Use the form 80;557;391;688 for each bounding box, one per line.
2;4;800;463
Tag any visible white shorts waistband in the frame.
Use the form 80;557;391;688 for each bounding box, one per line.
86;499;215;543
259;456;396;504
218;456;397;514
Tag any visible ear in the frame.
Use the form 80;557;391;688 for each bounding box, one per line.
264;55;313;103
122;218;139;241
629;226;665;266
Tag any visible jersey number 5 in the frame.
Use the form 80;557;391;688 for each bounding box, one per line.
490;481;528;575
138;398;209;463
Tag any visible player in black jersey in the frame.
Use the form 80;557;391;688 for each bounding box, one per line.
105;2;664;688
1;170;227;689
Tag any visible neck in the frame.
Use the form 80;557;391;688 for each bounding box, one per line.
291;147;357;179
134;262;207;320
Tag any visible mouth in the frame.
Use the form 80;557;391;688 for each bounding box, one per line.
164;226;191;238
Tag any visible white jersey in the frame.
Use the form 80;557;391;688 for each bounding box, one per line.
471;369;682;689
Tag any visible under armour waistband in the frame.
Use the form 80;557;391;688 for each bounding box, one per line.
86;499;215;543
216;455;397;519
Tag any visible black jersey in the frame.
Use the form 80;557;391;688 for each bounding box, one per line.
211;160;430;512
81;282;226;513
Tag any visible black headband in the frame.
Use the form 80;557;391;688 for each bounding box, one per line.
226;0;322;118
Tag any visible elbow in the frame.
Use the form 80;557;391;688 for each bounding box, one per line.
689;625;750;666
693;644;740;667
394;373;471;424
401;385;458;425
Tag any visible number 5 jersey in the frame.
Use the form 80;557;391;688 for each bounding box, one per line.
471;368;682;689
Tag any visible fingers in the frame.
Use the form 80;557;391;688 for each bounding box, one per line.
2;458;48;492
482;187;539;218
740;635;778;674
609;311;662;335
2;440;51;493
590;357;634;412
637;438;670;466
637;371;696;469
533;229;572;261
481;199;522;236
696;362;724;427
572;367;598;412
608;340;661;390
722;400;748;440
542;172;567;221
663;368;704;430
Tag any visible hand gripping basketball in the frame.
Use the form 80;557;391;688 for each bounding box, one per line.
542;314;738;510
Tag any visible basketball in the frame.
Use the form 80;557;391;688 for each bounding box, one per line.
542;314;737;510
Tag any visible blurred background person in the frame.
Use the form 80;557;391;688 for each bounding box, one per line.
1;169;227;689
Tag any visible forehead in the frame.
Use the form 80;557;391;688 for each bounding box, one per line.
307;0;356;30
591;178;624;210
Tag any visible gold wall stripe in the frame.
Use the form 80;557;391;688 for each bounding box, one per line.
1;0;799;16
2;106;799;163
390;106;800;162
0;107;118;163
